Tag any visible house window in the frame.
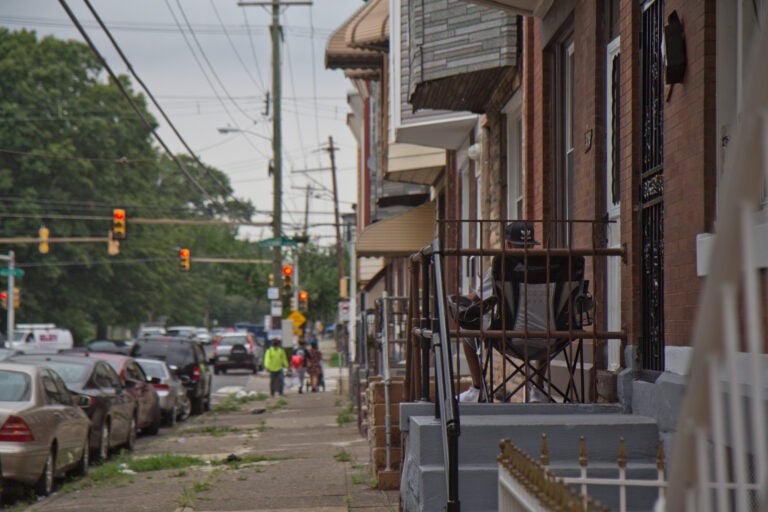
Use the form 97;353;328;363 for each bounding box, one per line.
504;92;524;220
551;34;575;246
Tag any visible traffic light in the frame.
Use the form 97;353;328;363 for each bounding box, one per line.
38;226;50;254
13;287;19;309
268;273;275;287
282;265;293;295
0;292;6;310
112;208;126;240
298;290;308;312
179;248;191;272
107;230;120;256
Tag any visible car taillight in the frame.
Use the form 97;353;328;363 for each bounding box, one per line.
0;415;35;442
152;383;170;390
192;366;200;382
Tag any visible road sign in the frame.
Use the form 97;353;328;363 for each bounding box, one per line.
0;268;24;277
256;236;299;248
287;310;306;327
267;287;279;300
270;300;282;316
338;301;350;321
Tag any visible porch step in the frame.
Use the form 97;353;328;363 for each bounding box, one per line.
400;405;660;512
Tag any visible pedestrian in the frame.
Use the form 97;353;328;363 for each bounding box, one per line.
264;337;289;396
306;339;323;392
291;340;308;393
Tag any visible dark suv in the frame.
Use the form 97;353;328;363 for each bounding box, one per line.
130;337;212;415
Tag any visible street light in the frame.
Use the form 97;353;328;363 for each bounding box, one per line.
217;126;272;142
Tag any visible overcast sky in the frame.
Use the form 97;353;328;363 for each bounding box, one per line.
0;0;363;245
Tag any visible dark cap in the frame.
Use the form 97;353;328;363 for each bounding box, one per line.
504;221;539;246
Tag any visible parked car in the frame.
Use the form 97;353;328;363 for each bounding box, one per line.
78;352;162;436
135;358;191;426
212;332;264;374
196;328;212;344
165;326;199;340
0;348;24;361
85;340;132;355
130;337;212;415
10;353;137;461
0;362;91;496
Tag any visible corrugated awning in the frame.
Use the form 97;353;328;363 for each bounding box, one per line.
357;201;436;257
346;0;389;50
386;143;445;186
325;3;382;70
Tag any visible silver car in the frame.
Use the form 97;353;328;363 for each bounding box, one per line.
212;332;264;374
0;362;91;495
135;358;191;426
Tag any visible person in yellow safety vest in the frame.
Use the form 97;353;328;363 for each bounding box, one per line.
264;337;289;396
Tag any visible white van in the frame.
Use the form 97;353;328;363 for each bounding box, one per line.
10;323;74;353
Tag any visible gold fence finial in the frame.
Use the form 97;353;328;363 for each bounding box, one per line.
541;433;550;466
579;435;587;468
618;436;627;469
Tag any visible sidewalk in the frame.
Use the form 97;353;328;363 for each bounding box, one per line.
24;349;399;512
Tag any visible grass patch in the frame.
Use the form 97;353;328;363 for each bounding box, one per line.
128;454;207;472
267;398;288;411
176;487;196;508
180;425;241;437
192;481;212;492
333;449;352;463
328;352;344;367
351;472;367;484
336;402;355;426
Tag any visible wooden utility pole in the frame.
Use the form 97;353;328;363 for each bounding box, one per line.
327;135;344;279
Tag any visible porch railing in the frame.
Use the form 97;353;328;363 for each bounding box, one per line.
665;21;768;512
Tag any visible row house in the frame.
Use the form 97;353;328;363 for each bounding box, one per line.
328;0;767;509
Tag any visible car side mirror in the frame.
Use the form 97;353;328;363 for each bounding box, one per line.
77;394;94;408
149;377;162;385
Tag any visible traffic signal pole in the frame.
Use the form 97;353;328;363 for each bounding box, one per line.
0;251;15;346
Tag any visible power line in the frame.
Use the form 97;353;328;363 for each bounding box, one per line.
56;0;216;203
81;0;236;203
209;0;265;95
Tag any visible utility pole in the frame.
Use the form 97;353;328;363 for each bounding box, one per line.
327;135;344;279
238;0;311;331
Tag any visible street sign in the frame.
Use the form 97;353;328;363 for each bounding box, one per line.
267;287;279;300
270;300;282;316
287;310;306;327
0;268;24;277
338;301;350;322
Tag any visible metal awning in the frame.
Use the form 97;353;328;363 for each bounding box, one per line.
325;3;383;70
461;0;554;17
346;0;389;51
385;143;445;186
356;201;436;257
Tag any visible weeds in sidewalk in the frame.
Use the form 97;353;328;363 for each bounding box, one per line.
334;449;352;462
214;392;269;413
180;425;242;437
336;401;354;426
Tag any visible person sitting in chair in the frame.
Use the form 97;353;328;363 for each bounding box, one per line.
458;221;539;402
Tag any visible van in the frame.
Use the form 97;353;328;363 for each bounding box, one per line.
9;323;74;353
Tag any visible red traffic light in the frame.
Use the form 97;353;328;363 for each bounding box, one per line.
282;265;293;276
0;292;6;300
298;291;308;300
113;209;126;220
179;248;190;259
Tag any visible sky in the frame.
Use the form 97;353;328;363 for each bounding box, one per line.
0;0;363;246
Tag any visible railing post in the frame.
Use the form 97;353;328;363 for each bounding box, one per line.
420;254;431;403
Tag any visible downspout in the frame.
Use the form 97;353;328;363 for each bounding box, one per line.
381;290;392;471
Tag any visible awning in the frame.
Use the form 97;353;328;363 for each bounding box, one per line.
325;3;383;70
346;0;389;51
357;201;436;257
461;0;554;17
386;143;445;186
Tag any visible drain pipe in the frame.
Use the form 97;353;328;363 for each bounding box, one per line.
381;291;392;471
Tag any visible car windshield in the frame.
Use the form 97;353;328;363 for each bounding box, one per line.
0;370;31;401
137;360;167;379
29;360;91;385
220;336;248;346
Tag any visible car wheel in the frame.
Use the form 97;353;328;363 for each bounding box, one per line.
125;416;137;451
203;391;211;412
178;396;192;422
145;404;162;435
35;448;55;496
97;422;110;461
191;395;204;415
73;433;90;477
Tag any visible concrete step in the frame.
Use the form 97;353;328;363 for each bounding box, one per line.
407;412;659;466
401;463;499;512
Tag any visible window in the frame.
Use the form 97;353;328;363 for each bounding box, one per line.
504;92;524;220
551;33;575;246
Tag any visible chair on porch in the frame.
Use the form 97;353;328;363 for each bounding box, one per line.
483;253;592;403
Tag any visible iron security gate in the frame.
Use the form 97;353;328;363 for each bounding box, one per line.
640;0;665;370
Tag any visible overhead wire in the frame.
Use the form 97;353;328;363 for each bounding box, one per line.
209;0;265;95
56;0;216;204
307;6;321;139
81;0;237;203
